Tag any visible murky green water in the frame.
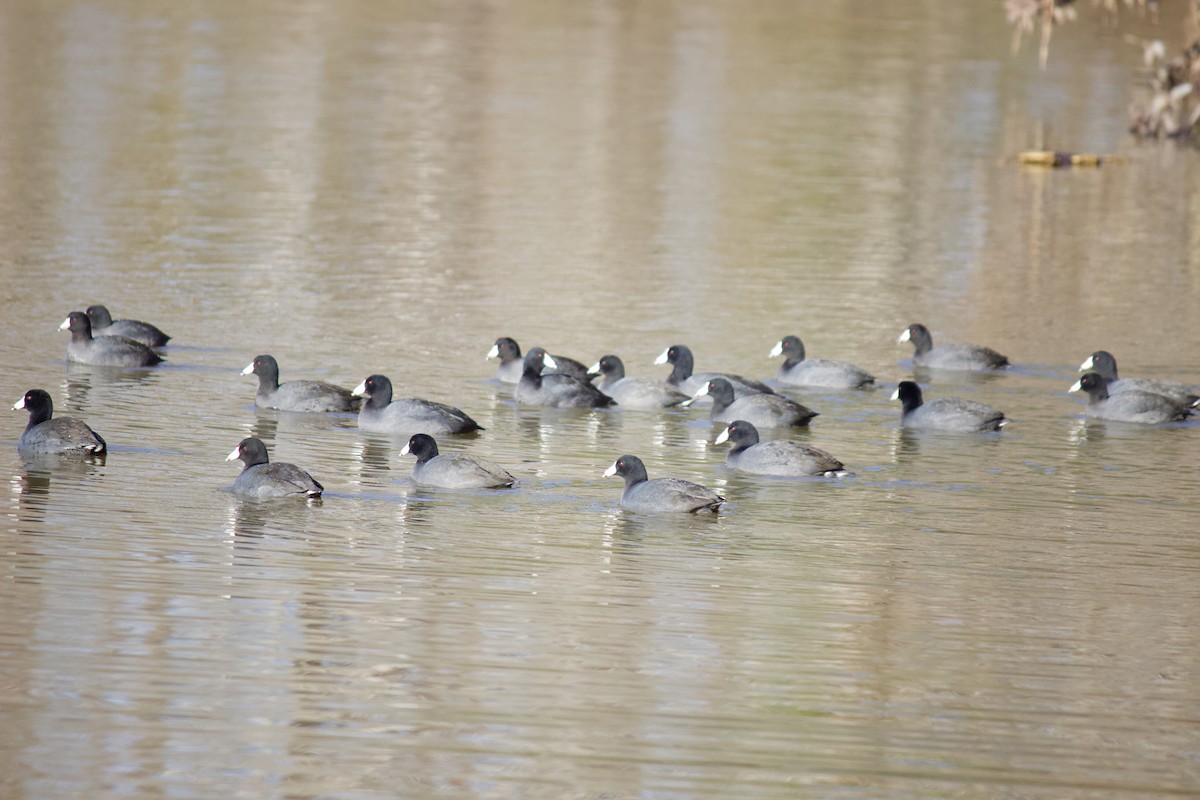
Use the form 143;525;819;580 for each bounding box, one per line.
2;1;1198;797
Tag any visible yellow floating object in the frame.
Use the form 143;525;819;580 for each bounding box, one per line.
1017;150;1107;167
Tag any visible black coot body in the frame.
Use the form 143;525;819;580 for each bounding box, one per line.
86;305;171;347
13;389;106;456
354;374;483;435
897;323;1008;371
715;420;847;477
515;349;615;408
769;335;875;389
654;344;775;399
1069;372;1192;424
891;381;1007;431
1080;351;1199;407
61;311;162;367
243;355;358;412
691;378;817;428
226;437;323;499
488;337;590;384
588;354;688;409
400;434;515;488
604;454;724;513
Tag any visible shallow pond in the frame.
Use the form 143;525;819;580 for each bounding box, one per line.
1;1;1198;797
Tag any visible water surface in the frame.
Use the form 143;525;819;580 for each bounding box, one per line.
2;1;1198;798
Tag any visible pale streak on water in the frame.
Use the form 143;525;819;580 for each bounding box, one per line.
1;1;1198;798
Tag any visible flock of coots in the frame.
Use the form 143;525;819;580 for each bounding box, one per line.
12;309;1198;513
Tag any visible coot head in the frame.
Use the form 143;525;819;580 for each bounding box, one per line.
353;374;394;406
242;354;281;382
488;337;521;363
59;311;93;338
769;335;805;361
226;437;270;468
603;454;649;484
400;433;439;463
890;380;925;412
588;354;626;380
12;389;53;425
714;419;761;448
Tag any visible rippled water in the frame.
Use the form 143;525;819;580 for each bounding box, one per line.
2;1;1199;797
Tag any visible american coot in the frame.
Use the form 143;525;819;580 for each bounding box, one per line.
354;374;483;435
400;434;515;488
1079;351;1199;408
487;337;591;384
13;389;107;456
515;349;615;408
654;344;776;399
891;381;1007;431
769;335;875;389
242;354;359;413
603;454;724;513
715;420;849;477
86;305;171;347
60;311;163;367
897;323;1009;371
1069;372;1192;424
225;437;323;499
689;378;818;428
587;354;689;409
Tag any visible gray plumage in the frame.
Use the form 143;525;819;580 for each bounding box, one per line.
1080;351;1198;407
226;437;323;499
61;311;162;367
588;354;688;409
13;389;106;456
515;349;615;408
243;354;358;412
86;305;170;347
488;337;589;384
898;323;1008;371
892;381;1007;432
400;434;515;488
691;378;817;428
654;344;775;399
770;335;875;389
716;420;847;477
604;454;724;513
1070;372;1191;424
354;374;483;435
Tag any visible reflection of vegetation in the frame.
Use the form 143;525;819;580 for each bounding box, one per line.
1006;0;1200;141
1005;0;1078;67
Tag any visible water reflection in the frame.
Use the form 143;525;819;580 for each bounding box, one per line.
1;0;1199;796
9;456;103;528
63;362;161;395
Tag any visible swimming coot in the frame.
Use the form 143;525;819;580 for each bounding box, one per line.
487;337;591;384
897;323;1008;371
715;420;848;477
86;305;171;347
60;311;163;367
225;437;323;499
242;354;359;412
1079;351;1199;407
891;380;1007;431
654;344;775;398
400;433;515;488
12;389;106;456
515;349;615;408
603;454;724;513
769;335;875;389
354;374;483;435
1069;372;1192;424
689;378;817;428
588;354;689;409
